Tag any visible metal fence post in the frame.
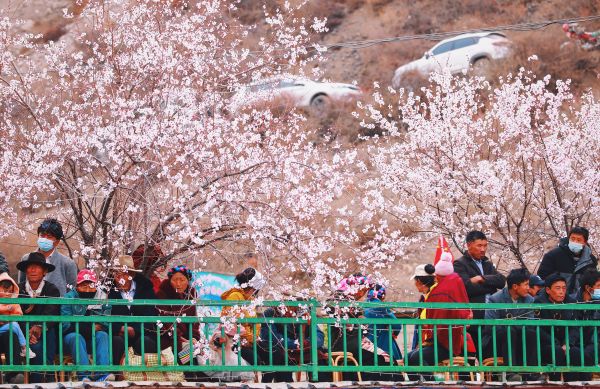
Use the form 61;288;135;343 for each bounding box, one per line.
310;299;319;382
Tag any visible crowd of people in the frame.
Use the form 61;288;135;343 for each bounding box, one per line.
0;218;598;383
404;227;599;382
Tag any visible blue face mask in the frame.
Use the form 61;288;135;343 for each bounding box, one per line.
592;289;600;301
37;237;54;252
568;241;584;254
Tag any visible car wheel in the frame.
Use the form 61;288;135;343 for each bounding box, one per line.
472;57;491;76
310;94;331;116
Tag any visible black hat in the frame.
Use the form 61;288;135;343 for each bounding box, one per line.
529;275;545;287
17;252;55;273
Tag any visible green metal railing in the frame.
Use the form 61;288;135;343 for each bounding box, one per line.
0;298;598;382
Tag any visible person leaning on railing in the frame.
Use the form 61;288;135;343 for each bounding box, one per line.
409;264;436;351
320;274;404;383
156;265;201;366
0;272;35;360
61;269;114;382
453;230;505;352
220;267;265;366
258;301;324;383
482;268;535;381
407;252;474;381
533;273;586;381
364;284;402;361
0;273;25;384
17;252;60;383
107;255;158;366
570;269;600;381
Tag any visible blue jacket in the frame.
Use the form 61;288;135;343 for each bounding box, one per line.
61;289;111;333
364;299;402;360
484;287;534;319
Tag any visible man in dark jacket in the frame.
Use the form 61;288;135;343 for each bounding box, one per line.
483;268;534;376
454;230;505;354
454;231;506;319
534;273;585;381
108;255;158;365
17;252;60;383
538;226;597;295
570;270;600;381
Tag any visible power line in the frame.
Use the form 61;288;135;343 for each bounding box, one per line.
324;14;600;50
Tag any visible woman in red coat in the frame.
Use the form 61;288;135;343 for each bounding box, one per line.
407;253;473;381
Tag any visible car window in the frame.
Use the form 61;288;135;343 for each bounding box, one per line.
278;80;299;88
431;41;455;55
250;81;278;92
452;37;477;50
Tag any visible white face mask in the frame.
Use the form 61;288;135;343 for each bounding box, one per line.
568;241;584;254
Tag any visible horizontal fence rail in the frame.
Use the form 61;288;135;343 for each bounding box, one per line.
0;298;597;383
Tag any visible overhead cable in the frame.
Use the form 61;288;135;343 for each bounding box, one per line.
324;14;600;50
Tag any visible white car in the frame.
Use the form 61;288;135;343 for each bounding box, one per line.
392;32;512;88
230;76;361;114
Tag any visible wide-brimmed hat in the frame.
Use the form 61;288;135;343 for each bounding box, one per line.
17;252;56;273
112;255;143;273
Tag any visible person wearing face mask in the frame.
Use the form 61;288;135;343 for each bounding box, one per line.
18;218;78;296
156;265;201;364
61;269;113;382
570;269;600;381
17;252;60;383
538;226;597;295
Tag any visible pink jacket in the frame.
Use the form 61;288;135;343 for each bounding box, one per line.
0;272;23;316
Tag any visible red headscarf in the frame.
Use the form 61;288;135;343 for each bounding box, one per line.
131;244;164;293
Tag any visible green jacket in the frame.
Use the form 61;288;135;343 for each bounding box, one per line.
61;289;111;333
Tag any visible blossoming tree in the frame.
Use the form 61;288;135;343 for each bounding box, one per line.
360;68;600;271
0;0;375;295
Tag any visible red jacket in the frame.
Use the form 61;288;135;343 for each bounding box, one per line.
424;273;472;355
156;279;200;348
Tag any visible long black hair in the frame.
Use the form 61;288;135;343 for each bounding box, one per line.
414;264;436;288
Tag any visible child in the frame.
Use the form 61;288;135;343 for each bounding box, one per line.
0;272;35;358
